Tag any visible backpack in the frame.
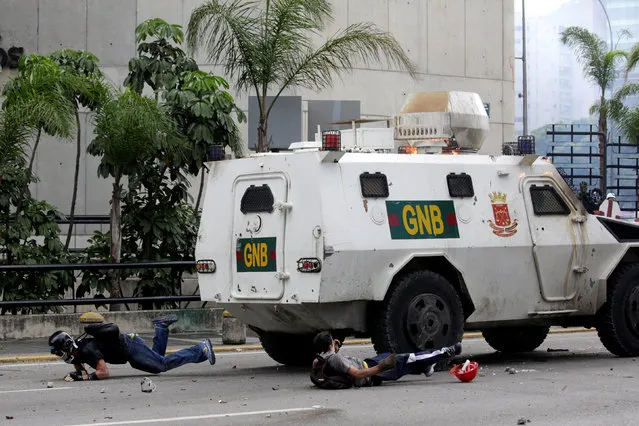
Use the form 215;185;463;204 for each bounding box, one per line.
83;323;121;343
310;355;353;390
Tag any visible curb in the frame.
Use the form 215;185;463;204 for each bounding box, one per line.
0;328;594;364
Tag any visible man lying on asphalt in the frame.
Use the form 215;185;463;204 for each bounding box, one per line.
310;331;462;389
48;315;215;381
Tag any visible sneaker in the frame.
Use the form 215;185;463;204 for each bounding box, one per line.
152;314;178;328
444;342;462;358
202;339;216;365
424;364;435;377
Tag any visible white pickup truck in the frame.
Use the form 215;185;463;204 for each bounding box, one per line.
195;92;639;365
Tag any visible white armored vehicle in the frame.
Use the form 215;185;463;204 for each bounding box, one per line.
196;91;639;366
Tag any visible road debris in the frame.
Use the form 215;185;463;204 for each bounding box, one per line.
46;382;54;388
6;416;14;420
218;400;227;404
272;385;280;391
505;367;517;374
140;377;156;393
100;388;107;393
517;417;530;424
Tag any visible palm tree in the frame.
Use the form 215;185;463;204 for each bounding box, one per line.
560;26;628;191
2;55;78;178
88;89;186;306
186;0;418;152
49;49;109;250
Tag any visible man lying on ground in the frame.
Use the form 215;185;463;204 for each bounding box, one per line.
310;331;461;389
48;315;215;381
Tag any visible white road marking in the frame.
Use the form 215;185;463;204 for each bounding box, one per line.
0;387;72;394
69;406;324;426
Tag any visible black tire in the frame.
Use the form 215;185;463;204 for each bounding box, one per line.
482;326;549;353
596;263;639;357
372;270;464;354
259;332;316;366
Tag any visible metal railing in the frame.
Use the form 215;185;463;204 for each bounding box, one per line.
0;260;204;310
544;125;639;217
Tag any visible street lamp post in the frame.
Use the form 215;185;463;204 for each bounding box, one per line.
595;0;614;191
521;0;528;136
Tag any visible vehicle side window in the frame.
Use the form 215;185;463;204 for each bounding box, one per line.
359;172;389;198
447;173;474;198
529;185;570;216
241;184;274;213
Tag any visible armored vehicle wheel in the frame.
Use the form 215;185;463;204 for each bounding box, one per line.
482;326;550;353
372;270;464;354
597;263;639;357
259;332;316;366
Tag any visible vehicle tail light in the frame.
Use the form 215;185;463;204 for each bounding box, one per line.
297;258;321;273
398;146;417;154
196;259;217;273
322;131;341;151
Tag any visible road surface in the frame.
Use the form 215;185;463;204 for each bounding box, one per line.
0;331;637;426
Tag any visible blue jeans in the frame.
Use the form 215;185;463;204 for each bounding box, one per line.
365;347;450;381
123;325;206;374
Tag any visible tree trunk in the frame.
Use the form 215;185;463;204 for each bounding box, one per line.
257;115;268;153
27;128;42;179
598;94;607;194
109;175;124;311
257;87;269;153
16;128;42;218
195;169;206;211
64;110;82;251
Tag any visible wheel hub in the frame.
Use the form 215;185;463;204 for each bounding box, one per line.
626;286;639;337
405;293;451;350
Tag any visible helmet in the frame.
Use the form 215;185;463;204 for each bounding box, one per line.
48;331;78;364
607;193;616;199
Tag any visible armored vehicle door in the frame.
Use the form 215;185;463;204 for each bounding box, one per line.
231;173;290;300
523;178;585;301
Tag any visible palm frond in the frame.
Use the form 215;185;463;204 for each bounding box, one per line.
186;0;261;92
595;49;628;89
614;82;639;102
560;26;610;88
617;108;639;143
269;22;417;114
0;107;31;170
257;0;333;86
626;42;639;77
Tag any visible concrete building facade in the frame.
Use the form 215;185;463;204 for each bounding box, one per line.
0;0;515;239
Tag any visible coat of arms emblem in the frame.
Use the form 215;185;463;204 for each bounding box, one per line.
488;192;518;237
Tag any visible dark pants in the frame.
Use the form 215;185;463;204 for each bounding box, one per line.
122;325;206;374
365;347;451;381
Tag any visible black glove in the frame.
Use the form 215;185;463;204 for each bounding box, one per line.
69;371;83;381
377;354;397;372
